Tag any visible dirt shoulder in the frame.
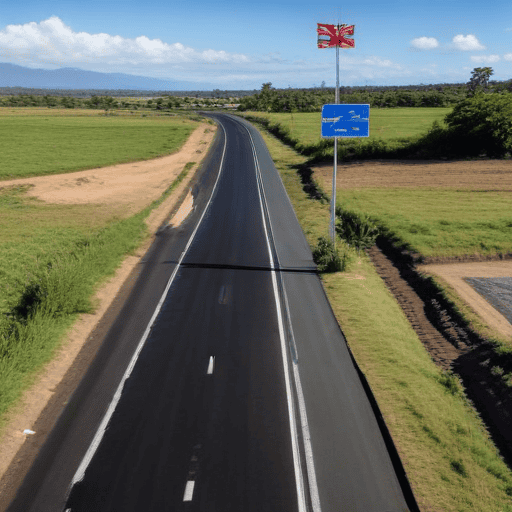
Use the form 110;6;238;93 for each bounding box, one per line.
0;122;217;492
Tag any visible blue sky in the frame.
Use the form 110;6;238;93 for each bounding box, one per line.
1;0;511;89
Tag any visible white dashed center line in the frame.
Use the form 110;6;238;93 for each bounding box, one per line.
183;480;195;501
207;356;215;375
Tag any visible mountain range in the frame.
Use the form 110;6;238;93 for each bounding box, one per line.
0;62;216;91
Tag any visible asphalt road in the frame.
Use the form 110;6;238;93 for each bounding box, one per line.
7;113;416;512
465;277;512;325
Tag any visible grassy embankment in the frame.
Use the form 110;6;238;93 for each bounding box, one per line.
0;107;209;435
235;110;512;511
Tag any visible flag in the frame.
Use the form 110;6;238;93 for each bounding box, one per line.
317;23;355;49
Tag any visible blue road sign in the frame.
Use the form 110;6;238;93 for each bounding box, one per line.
321;104;370;138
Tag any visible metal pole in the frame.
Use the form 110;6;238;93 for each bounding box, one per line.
330;40;339;245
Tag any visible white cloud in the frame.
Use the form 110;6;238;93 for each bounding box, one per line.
470;54;500;63
452;34;485;51
504;53;512;61
0;16;249;67
411;37;439;50
360;56;402;68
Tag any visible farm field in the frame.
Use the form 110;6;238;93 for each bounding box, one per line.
0;107;198;180
241;107;452;146
312;159;512;260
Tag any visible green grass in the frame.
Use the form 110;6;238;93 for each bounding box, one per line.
241;107;451;146
0;162;197;432
246;120;512;511
0;209;149;423
335;188;512;259
0;109;197;180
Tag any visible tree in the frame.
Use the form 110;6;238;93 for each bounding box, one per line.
467;67;494;96
444;91;512;157
259;82;274;111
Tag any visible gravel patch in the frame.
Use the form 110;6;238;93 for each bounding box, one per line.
464;277;512;326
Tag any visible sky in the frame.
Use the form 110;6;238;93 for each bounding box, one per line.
1;0;511;90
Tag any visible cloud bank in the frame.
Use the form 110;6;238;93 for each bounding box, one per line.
0;16;249;68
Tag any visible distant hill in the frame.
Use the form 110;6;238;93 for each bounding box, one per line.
0;62;216;91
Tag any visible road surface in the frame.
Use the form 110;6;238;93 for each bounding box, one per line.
7;113;416;512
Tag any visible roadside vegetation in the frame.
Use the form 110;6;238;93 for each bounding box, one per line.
0;109;210;435
245;116;512;511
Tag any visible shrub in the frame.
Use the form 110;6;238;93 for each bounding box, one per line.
312;236;349;272
335;207;379;251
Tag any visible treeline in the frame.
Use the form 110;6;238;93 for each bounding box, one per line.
237;80;512;112
0;86;257;99
0;94;239;110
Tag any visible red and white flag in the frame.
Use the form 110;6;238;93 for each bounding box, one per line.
317;23;355;49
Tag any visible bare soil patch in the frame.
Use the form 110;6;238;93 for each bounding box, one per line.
311;158;512;191
0;123;215;217
0;122;217;495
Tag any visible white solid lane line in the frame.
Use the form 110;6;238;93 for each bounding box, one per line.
183;480;195;501
241;117;322;512
68;122;228;490
207;356;215;375
243;121;307;512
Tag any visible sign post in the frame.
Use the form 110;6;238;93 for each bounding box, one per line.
317;22;356;245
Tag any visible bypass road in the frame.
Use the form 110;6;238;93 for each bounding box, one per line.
7;113;416;512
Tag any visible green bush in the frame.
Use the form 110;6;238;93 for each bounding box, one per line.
444;92;512;157
312;236;349;272
335;207;379;251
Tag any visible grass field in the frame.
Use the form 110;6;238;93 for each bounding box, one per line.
248;119;512;511
336;188;512;260
0;108;198;180
0;107;204;435
242;107;451;146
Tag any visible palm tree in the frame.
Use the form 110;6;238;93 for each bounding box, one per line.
467;67;494;96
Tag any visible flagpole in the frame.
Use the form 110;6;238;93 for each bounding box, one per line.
330;39;339;245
